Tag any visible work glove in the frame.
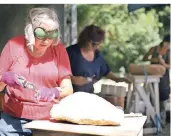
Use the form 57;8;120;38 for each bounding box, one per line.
36;87;60;102
1;71;23;87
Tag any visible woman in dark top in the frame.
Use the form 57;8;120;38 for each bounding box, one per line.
67;24;131;93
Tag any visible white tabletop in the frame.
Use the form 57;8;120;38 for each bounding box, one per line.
24;116;147;136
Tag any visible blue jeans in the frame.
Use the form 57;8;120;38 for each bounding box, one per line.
0;112;32;136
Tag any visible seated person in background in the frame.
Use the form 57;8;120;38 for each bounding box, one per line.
143;35;170;66
158;35;170;125
67;24;131;93
143;35;170;125
0;8;73;136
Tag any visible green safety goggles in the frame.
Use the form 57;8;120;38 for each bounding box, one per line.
34;27;59;40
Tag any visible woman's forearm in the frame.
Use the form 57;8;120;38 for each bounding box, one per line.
105;71;120;82
58;78;73;98
159;55;170;69
0;74;6;92
106;71;131;83
0;82;6;92
143;47;155;61
71;76;77;85
71;76;88;86
59;87;73;98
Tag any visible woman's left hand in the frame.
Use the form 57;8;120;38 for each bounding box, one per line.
36;87;60;102
118;77;132;84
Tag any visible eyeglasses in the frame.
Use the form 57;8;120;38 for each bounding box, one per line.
34;27;59;40
91;41;101;46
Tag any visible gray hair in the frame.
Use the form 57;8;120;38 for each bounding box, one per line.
24;8;61;52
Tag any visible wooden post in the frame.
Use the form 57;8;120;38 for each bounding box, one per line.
71;4;77;45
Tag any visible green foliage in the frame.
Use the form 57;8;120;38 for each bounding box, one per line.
77;4;170;73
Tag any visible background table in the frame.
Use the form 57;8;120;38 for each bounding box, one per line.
126;75;161;134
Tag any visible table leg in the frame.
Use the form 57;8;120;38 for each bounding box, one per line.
126;83;132;111
135;84;156;124
137;128;143;136
135;90;140;113
154;82;160;115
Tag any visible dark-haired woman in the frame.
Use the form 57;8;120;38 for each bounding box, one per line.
67;25;131;93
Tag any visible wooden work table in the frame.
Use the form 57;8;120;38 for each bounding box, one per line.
24;116;147;136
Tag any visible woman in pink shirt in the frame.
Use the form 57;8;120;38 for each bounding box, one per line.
0;8;73;136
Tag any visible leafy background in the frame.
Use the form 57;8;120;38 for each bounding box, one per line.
77;4;170;74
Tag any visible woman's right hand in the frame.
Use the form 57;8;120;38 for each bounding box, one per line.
1;71;23;87
71;76;89;86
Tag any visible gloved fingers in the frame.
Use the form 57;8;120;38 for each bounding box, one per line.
35;90;55;102
47;95;55;102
